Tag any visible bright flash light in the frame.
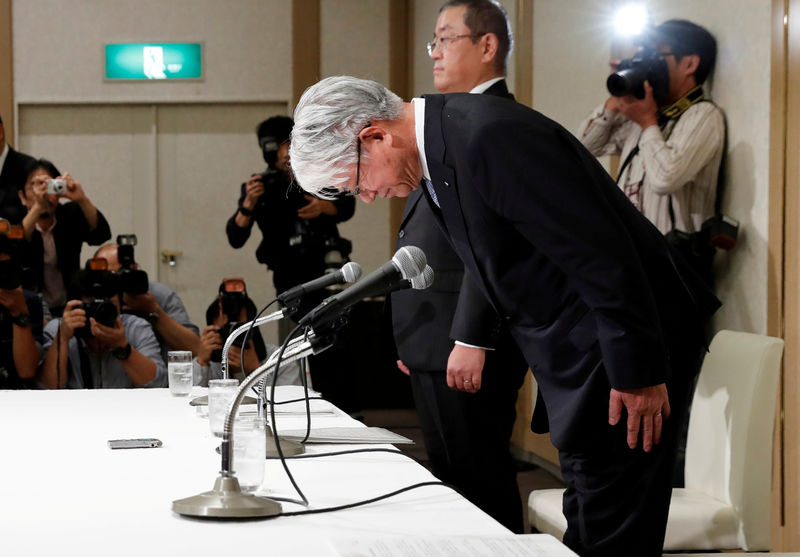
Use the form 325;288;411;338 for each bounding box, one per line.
614;4;649;36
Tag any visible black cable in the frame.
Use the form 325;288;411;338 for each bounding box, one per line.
269;322;310;506
239;298;279;375
275;481;462;517
258;395;324;405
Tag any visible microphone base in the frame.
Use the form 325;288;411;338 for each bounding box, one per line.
189;395;258;407
172;475;282;518
266;426;305;457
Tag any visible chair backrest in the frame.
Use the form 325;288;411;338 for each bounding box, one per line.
685;329;784;549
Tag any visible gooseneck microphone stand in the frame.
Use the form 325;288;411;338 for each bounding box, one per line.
172;331;333;518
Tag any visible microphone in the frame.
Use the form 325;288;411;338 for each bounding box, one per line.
299;246;427;329
386;264;435;294
276;262;362;306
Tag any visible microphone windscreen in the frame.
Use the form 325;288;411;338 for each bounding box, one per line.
341;261;362;283
392;246;427;279
410;265;434;290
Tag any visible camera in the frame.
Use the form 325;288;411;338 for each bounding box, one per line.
607;48;670;105
46;178;67;195
210;320;245;363
74;298;118;338
702;214;739;251
0;221;27;290
116;234;149;295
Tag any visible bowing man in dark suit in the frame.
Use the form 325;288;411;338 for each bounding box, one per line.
0;115;36;224
289;76;720;557
392;0;528;533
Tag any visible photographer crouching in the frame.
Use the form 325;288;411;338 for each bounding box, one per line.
37;263;166;389
225;116;355;321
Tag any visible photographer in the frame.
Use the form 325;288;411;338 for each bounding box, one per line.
0;226;44;388
193;278;300;386
578;19;724;286
16;159;111;315
225;116;355;314
38;268;166;389
95;241;201;362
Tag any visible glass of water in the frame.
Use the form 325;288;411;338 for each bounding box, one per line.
167;350;193;397
233;416;266;492
208;378;240;436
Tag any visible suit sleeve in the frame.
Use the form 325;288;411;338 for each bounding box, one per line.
225;183;252;249
470;118;668;390
449;270;500;349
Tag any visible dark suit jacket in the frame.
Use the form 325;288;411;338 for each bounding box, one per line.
0;147;36;224
421;93;719;450
392;80;513;369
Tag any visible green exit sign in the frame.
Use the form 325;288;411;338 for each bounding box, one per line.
105;43;203;80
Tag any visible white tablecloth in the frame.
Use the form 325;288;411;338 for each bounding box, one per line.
0;387;522;556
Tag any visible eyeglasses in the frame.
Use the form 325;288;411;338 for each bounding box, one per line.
426;33;483;56
342;122;372;197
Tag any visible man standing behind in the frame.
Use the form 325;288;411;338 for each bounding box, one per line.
392;0;528;533
0;115;36;223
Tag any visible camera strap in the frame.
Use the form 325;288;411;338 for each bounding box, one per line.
76;339;95;389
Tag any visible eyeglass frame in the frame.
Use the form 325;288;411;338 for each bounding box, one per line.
342;121;372;197
426;33;484;56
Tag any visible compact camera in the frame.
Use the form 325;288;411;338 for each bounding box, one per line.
74;298;118;338
116;234;149;295
46;178;67;195
607;49;670;105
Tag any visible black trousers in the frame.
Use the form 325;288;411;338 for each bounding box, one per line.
409;338;529;533
558;345;702;557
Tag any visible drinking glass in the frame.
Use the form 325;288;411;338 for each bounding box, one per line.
168;350;193;397
208;378;240;436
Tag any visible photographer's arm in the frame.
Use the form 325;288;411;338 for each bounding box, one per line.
123;291;202;356
20;180;49;241
62;173;101;232
234;175;264;228
39;300;84;389
91;317;158;386
0;288;39;379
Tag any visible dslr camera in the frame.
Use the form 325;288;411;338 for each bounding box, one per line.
74;298;118;338
116;234;149;295
46;178;67;195
606;48;670;105
0;220;25;290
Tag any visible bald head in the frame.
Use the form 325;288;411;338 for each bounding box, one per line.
95;243;122;272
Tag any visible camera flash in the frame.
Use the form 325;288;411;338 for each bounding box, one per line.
614;4;649;37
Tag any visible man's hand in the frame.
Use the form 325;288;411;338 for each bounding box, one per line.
396;359;411;376
608;383;670;452
60;300;86;341
121;291;158;314
197;325;222;367
0;287;28;317
242;174;265;210
616;81;659;130
446;344;486;393
61;173;88;204
227;342;261;374
29;177;53;218
90;316;128;350
297;196;337;219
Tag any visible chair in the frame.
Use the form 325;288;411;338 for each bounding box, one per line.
527;330;784;552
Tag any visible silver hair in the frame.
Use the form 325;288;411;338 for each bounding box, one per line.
290;76;404;199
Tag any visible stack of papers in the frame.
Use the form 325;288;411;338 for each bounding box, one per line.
277;427;414;444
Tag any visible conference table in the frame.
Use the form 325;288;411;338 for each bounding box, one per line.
0;387;575;556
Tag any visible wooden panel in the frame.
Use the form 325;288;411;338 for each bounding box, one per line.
0;0;13;140
773;0;800;550
389;0;412;251
292;0;321;109
514;0;533;107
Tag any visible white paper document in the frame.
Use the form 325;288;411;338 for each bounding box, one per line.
331;534;578;557
277;427;414;444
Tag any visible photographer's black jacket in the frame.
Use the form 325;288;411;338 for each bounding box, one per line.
225;171;355;294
